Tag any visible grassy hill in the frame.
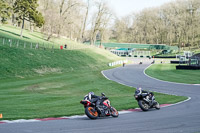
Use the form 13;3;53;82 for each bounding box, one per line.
0;45;119;79
0;25;121;79
0;25;187;120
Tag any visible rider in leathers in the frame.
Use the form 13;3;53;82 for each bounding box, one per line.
84;92;108;113
135;87;155;105
84;92;99;103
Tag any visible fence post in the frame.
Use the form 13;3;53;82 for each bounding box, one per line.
8;39;11;47
31;43;32;49
35;43;38;49
10;39;12;47
52;44;54;52
17;40;19;48
3;38;5;45
24;42;26;48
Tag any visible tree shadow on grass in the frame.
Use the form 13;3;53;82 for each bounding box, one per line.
0;29;30;39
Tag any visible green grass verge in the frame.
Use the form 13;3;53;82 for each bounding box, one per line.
0;70;187;120
145;64;200;84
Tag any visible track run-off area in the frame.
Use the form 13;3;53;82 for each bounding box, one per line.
0;59;200;133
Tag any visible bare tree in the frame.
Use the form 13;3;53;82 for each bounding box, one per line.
39;0;84;41
80;0;90;42
90;0;112;45
57;0;81;37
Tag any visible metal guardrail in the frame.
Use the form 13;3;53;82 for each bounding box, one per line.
108;60;128;67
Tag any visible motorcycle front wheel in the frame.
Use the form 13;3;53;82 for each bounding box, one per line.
85;106;98;119
111;107;119;117
138;100;149;111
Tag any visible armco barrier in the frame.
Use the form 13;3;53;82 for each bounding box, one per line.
109;60;127;67
176;65;200;70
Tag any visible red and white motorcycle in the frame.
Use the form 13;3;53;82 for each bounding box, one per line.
80;93;119;119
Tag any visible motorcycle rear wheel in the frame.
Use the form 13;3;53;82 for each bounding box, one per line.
138;100;149;111
85;106;98;119
111;107;119;117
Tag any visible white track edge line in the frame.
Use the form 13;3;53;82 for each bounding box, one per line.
101;67;192;106
143;64;200;86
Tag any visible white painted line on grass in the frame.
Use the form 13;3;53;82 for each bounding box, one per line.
161;97;191;108
101;71;111;81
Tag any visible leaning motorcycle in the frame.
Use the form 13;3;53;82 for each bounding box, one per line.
134;91;160;111
80;94;119;119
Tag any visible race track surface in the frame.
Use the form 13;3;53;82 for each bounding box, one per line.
1;60;200;133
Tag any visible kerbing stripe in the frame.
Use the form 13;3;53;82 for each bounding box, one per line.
0;103;187;124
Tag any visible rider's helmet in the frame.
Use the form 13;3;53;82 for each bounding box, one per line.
135;87;142;94
137;87;142;91
88;92;94;100
101;92;105;96
89;92;94;95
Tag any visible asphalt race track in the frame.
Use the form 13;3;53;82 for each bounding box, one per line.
1;60;200;133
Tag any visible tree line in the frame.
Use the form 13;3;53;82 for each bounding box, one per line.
113;0;200;48
1;0;200;48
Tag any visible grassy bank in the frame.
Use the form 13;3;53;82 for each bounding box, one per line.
0;25;187;120
0;45;119;79
145;64;200;84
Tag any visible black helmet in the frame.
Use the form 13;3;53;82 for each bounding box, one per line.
101;93;105;96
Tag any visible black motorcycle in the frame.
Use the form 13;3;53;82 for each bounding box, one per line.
134;90;160;111
80;93;119;119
